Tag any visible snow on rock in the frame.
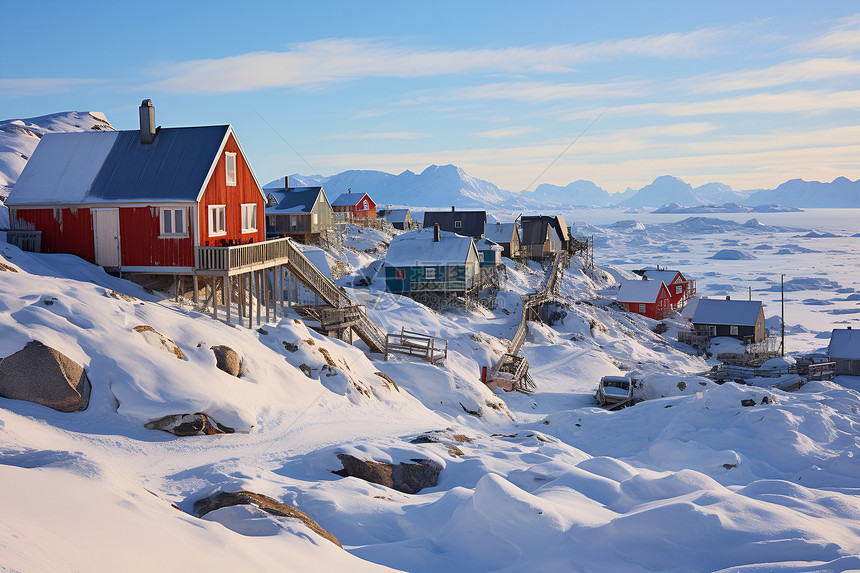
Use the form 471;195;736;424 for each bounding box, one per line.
708;249;756;260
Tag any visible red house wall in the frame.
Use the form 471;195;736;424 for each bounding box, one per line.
620;285;673;319
12;207;95;262
333;194;376;218
119;207;194;268
198;133;265;247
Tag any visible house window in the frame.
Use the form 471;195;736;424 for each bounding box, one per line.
362;199;369;211
676;285;683;294
425;267;436;280
241;203;257;233
638;304;647;313
730;325;739;336
454;220;462;229
160;207;186;237
208;205;226;236
225;153;237;186
395;269;406;280
478;251;485;263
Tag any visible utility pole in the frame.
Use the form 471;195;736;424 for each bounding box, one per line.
781;274;785;357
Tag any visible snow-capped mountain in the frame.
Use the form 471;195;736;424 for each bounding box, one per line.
693;182;750;204
533;179;614;206
271;164;513;208
619;175;703;207
743;177;860;208
0;111;115;198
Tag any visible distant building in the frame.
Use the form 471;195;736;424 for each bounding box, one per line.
332;190;376;219
484;221;520;258
616;279;673;320
422;208;486;239
520;217;562;260
264;180;334;244
383;208;414;230
634;268;696;309
828;327;860;375
384;226;480;298
691;298;766;343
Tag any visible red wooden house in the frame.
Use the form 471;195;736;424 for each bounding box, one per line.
616;279;673;320
332;190;376;219
6;100;265;273
635;269;696;309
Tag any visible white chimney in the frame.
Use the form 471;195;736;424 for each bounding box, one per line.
139;99;156;144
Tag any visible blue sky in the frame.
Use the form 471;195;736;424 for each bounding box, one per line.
3;1;859;193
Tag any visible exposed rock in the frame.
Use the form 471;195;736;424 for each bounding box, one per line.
193;490;340;547
282;341;298;352
0;341;90;412
299;364;312;377
677;381;687;391
105;290;136;302
452;434;472;443
334;454;442;494
741;399;757;407
318;347;337;367
0;262;18;272
374;371;399;391
133;325;184;360
448;446;465;457
211;345;242;377
144;413;235;436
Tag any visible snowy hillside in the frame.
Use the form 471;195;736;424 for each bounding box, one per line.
3;205;860;570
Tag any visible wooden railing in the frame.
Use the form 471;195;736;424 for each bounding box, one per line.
385;328;448;364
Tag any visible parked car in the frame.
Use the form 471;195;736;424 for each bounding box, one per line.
595;376;634;407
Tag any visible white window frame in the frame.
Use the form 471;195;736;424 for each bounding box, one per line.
425;267;436;280
676;285;683;294
730;325;739;336
362;199;369;211
225;153;237;187
159;206;187;238
208;204;226;237
454;220;462;229
241;203;257;233
638;303;647;313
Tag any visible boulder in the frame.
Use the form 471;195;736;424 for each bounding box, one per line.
133;325;184;360
0;341;90;412
211;345;242;377
334;454;442;494
194;490;340;547
144;413;235;436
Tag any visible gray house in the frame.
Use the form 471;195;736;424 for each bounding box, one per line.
828;327;860;375
485;222;520;258
520;217;562;260
265;184;334;244
691;298;766;343
423;208;486;239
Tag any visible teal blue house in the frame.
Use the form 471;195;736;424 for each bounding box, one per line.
476;238;503;268
384;226;480;295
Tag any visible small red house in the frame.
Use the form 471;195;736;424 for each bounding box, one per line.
638;269;695;309
332;190;376;219
6;100;265;273
616;279;673;320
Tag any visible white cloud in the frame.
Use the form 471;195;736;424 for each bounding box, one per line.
146;30;730;94
450;80;651;102
805;13;860;52
692;58;860;93
474;126;538;138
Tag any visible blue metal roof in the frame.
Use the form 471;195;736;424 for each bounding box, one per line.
89;126;230;202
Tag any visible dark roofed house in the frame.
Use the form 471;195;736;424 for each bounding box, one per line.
423;208;486;240
6;99;265;272
520;216;562;260
383;208;414;230
828;327;860;375
691;298;766;343
264;178;333;244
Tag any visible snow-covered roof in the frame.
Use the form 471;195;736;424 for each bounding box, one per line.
385;227;476;267
265;187;323;214
385;208;410;223
485;222;517;243
681;296;700;319
7;126;245;205
476;238;503;251
641;270;684;284
692;298;762;326
332;192;369;207
616;279;667;303
829;328;860;359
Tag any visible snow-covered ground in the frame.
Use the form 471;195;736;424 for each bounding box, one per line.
1;207;860;572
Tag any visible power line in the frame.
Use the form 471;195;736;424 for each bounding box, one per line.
253;109;321;177
524;108;606;193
